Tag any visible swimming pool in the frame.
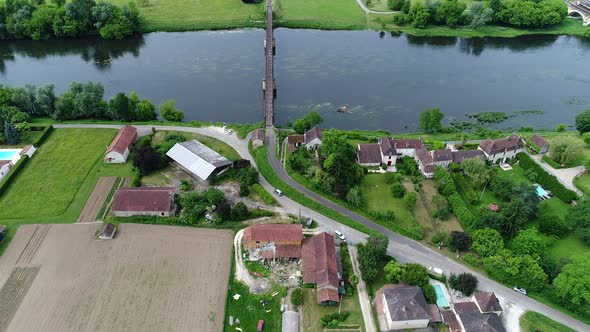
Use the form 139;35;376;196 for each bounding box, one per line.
535;184;549;197
0;150;19;161
433;284;449;307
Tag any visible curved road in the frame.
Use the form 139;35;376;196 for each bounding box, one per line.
54;124;589;331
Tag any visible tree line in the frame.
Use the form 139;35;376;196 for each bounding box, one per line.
389;0;567;29
0;0;142;40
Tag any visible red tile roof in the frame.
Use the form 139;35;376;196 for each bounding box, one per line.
112;187;174;212
394;139;423;150
301;232;340;303
530;134;548;149
317;288;340;303
107;125;138;155
479;134;524;156
243;224;303;243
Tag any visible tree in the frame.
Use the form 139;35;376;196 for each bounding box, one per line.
489;177;513;201
3;121;19;145
108;92;133;121
402;263;429;287
553;256;590;305
404;192;417;210
550;137;582;166
419;108;444;133
555;123;566;132
159;99;184;122
483;250;548;291
477;208;507;232
24;4;57;40
321;130;363;196
291;288;303;306
357;235;389;283
293;110;323;134
565;200;590;244
91;1;117;29
450;231;472;252
435;0;466;27
471;228;504;258
384;260;405;283
576;110;590;134
346;186;364;208
538;213;567;237
35;84;55;116
388;0;405;10
390;182;406;198
495;0;566;28
408;2;432;28
230;202;249;221
468;2;493;28
449;273;478;296
461;157;491;188
132;145;161;175
512;228;550;257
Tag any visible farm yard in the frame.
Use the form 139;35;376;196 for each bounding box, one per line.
0;223;233;332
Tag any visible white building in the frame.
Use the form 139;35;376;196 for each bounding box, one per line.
104;125;138;163
304;127;323;150
376;285;441;331
478;134;525;164
166;140;233;181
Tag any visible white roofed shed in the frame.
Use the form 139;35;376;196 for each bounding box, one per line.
166;140;232;181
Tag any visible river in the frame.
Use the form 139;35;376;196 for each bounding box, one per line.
1;29;589;132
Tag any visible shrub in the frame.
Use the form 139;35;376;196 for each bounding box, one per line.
239;183;250;197
320;313;349;328
555;123;566;132
449;273;478;296
180;179;193;191
230;202;249;221
432;230;449;246
463;253;480;267
159;99;184;122
385;172;401;184
31;125;53;146
516;153;578;203
129;169;141;187
252;183;277;205
291;288;303;306
539;213;567;237
390;182;406;198
404;192;417;210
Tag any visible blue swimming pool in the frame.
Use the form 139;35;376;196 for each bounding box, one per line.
433;284;449;307
0;150;18;161
535;185;549;197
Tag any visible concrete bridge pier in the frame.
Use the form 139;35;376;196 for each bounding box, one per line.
566;1;590;26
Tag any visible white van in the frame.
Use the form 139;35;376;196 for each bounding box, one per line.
274;188;283;196
334;230;346;240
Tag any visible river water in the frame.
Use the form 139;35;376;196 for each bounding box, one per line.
1;29;589;132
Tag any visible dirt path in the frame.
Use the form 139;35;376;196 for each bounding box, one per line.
77;177;117;223
233;229;270;294
348;245;377;332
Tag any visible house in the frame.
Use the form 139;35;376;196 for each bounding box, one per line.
301;232;341;305
375;285;441;331
357;143;383;167
473;292;502;316
432;149;454;168
166;140;233;181
478;134;525;164
287;135;305;153
530;134;549;154
99;223;117;240
242;224;303;260
452;150;486;164
416;148;435;178
252;128;265;149
304;127;323;150
105;125;138;163
452;302;505;332
393;138;423;158
112;187;175;217
356;138;424;169
0;160;13;180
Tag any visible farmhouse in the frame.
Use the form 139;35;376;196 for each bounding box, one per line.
478;134;525;164
112;187;175;217
166;140;233;181
374;284;441;330
105;125;138;163
529;134;549;154
0;160;13;180
304;127;323;150
251;128;265;148
301;232;341;305
416;148;486;178
356;143;382;167
441;291;505;332
356;138;424;168
242;224;303;260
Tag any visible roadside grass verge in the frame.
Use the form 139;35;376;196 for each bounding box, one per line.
250;145;379;238
520;311;577;332
274;0;366;30
252;183;278;205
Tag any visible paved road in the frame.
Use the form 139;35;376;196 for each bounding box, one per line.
54;124;590;331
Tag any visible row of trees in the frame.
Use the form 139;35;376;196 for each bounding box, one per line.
390;0;567;29
0;82;184;123
0;0;142;40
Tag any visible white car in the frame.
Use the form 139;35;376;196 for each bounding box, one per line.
513;287;527;296
334;230;346;241
227;129;234;135
274;188;283;196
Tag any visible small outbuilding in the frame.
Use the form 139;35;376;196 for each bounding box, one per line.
304;127;323;150
99;223;117;240
252;128;265;149
530;134;549;154
166;140;233;181
105;125;138;163
112;187;175;217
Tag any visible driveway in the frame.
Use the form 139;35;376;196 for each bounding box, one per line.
530;154;585;195
53;124;590;331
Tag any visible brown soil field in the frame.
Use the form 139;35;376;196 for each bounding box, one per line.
0;223;233;332
76;177;117;223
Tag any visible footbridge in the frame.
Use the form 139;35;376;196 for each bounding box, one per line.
263;0;276;127
566;1;590;26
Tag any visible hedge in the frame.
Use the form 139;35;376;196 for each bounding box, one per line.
541;155;561;169
0;155;30;196
434;167;478;233
252;183;277;205
30;125;54;147
516;153;578;203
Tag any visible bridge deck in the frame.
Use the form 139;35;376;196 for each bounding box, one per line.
264;0;275;127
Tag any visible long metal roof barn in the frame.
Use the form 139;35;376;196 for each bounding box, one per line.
166;140;232;180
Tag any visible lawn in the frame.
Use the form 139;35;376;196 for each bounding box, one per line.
0;129;44;149
519;311;576;332
274;0;367;30
302;288;364;332
107;0;266;32
152;130;241;161
365;0;391;12
547;234;588;261
574;173;590;196
361;174;417;230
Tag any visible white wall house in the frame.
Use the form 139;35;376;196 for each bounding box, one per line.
304;127;323;150
478;134;525;164
105;125;138;164
380;286;433;330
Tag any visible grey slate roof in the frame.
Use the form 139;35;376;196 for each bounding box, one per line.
379;137;396;155
452;150;486;163
474;292;502;313
433;149;453;162
530;134;548;149
479;135;524;155
383;286;431;322
304;127;323;144
455;302;506;332
357;143;382;164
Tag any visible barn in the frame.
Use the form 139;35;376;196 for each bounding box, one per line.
112;187;175;217
166;140;233;181
105;125;138;163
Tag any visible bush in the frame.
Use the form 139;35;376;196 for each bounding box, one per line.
180;179;193;191
464;253;480;267
320;312;349;328
129;169;141;187
516;153;578;203
239;183;250;197
539;213;567;237
291;288;303;306
230;202;249;221
390;182;406;198
404;192;417;210
252;183;277;205
449;273;478;296
159;99;184;122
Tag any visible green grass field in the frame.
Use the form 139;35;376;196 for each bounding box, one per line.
274;0;367;30
360;174;415;228
547;234;588;261
520;311;576;332
302;288;364;331
108;0;266;31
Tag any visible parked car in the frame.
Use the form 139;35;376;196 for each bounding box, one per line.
227;129;234;135
274;188;283;196
513;287;527;296
334;230;346;241
428;266;443;277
